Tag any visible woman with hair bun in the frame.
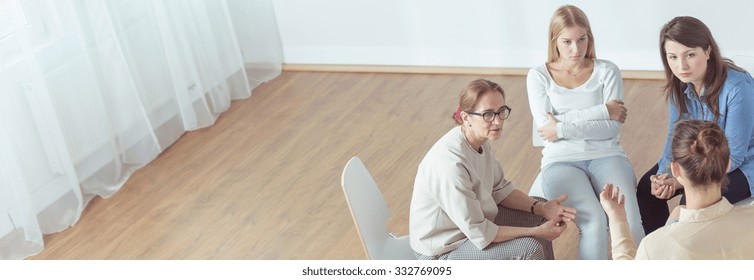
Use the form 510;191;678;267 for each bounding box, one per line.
601;120;754;259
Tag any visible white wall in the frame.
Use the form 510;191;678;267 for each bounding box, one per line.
273;0;754;71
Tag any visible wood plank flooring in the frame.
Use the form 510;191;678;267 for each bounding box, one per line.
30;71;668;259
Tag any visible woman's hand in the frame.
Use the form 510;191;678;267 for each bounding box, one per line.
606;99;627;123
599;183;627;221
536;219;567;241
537;113;559;142
650;173;680;199
540;194;577;223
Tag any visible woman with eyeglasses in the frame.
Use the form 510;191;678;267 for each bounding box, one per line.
409;79;577;260
601;120;754;259
525;5;643;259
636;16;754;235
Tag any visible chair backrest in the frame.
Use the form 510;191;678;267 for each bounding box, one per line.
735;197;754;206
341;157;393;259
532;121;545;147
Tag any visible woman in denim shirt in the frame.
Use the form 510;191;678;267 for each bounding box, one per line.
636;16;754;235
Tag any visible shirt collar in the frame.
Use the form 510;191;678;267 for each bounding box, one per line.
678;197;734;223
683;83;705;99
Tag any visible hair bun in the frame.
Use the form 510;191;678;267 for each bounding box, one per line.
671;120;729;188
695;127;724;155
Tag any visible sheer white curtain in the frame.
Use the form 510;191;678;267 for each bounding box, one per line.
0;0;283;259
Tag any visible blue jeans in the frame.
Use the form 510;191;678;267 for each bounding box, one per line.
540;156;644;260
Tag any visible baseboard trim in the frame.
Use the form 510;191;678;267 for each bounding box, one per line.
282;64;665;80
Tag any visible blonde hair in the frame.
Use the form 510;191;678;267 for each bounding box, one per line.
547;5;596;63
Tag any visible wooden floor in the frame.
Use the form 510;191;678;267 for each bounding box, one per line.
30;70;669;259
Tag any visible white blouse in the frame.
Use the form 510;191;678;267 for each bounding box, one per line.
526;59;628;168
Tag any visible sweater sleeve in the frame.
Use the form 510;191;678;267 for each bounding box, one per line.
527;68;554;130
555;60;624;141
430;163;498;250
609;221;637;260
554;105;610;123
601;60;625;103
491;156;516;205
557;120;621;140
527;67;611;128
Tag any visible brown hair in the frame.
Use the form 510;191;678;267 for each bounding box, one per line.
547;5;596;63
671;120;729;189
452;79;505;125
659;16;745;122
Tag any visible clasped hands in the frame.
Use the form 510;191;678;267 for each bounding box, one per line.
649;173;682;199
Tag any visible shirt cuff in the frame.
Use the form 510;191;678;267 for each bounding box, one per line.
657;160;669;174
599;104;610;120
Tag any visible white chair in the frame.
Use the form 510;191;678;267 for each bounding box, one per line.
341;156;414;260
735;197;754;206
528;173;545;197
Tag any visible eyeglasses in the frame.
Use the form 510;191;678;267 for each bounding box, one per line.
466;106;512;123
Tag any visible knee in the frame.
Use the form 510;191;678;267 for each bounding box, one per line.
636;184;654;201
540;165;584;197
576;211;608;236
541;164;574;181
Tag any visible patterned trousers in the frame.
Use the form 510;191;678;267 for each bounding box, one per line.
414;197;554;260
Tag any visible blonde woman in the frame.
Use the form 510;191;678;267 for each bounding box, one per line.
526;5;643;259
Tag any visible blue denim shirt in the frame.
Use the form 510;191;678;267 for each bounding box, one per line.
657;69;754;195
